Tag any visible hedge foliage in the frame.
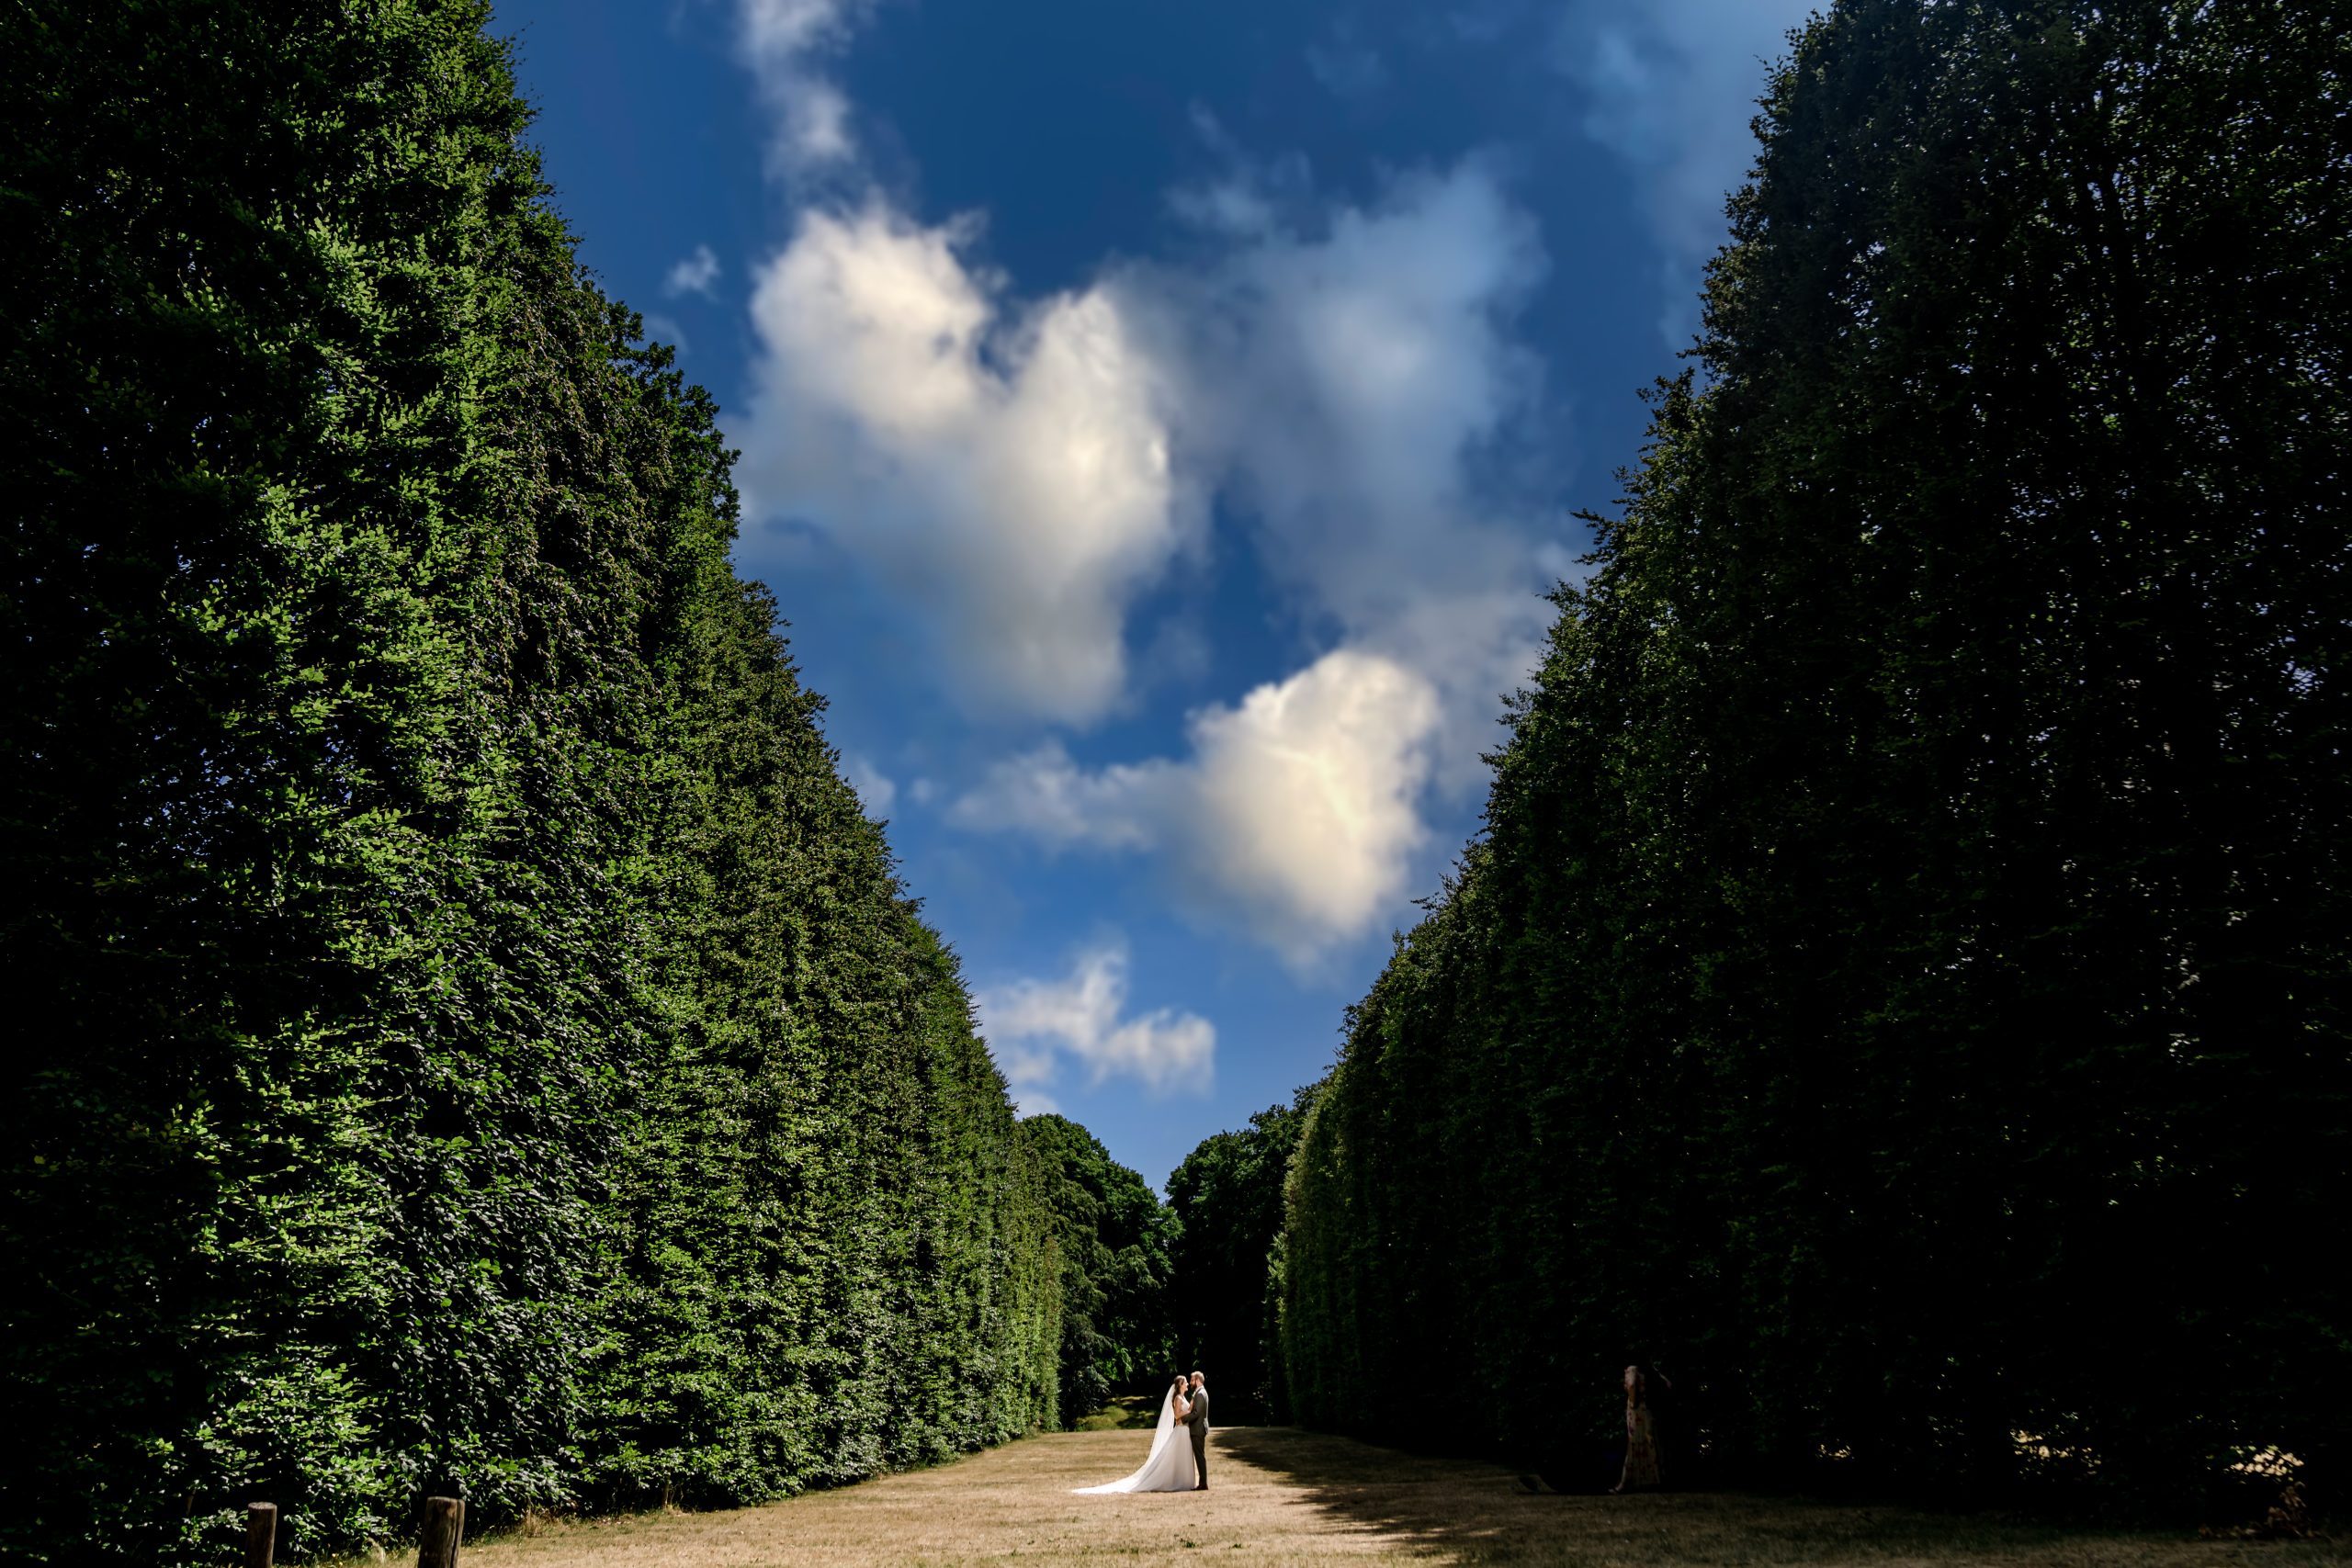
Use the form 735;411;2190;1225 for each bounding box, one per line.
2;4;1060;1561
1278;0;2350;1513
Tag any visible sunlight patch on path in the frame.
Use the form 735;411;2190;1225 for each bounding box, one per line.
458;1428;1410;1567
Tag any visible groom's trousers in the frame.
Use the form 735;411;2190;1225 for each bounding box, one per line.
1191;1424;1207;1485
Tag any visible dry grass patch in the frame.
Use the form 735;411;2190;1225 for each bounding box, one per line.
418;1427;2345;1567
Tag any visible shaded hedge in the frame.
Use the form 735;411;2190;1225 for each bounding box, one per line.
1279;0;2349;1516
1;3;1057;1561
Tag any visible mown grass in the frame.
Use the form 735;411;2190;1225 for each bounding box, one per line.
350;1427;2344;1566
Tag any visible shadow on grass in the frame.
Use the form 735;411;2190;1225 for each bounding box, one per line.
1216;1426;1549;1560
1216;1427;2330;1566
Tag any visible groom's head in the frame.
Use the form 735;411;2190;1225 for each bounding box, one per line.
1189;1371;1204;1388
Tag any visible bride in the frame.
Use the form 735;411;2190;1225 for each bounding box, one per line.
1074;1375;1198;1494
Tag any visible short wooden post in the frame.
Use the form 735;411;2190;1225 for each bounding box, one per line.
416;1495;464;1568
245;1502;277;1568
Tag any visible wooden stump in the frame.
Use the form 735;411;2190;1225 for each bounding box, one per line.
245;1502;277;1568
417;1495;464;1568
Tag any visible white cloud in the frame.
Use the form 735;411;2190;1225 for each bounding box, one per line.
1167;161;1546;626
725;58;1558;745
1136;155;1562;788
956;648;1442;964
881;156;1563;961
738;201;1189;724
1550;0;1813;342
718;21;1566;954
738;0;879;175
978;942;1216;1099
1008;1087;1058;1117
663;243;722;299
843;754;896;817
640;311;690;355
951;741;1173;852
1180;649;1441;951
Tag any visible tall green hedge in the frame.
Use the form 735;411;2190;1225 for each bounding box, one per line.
1;4;1057;1561
1279;0;2350;1514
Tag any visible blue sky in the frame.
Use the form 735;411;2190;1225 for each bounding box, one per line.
495;0;1811;1189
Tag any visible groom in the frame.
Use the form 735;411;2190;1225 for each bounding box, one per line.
1186;1371;1210;1490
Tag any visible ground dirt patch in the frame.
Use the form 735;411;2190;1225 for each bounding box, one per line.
441;1427;2345;1567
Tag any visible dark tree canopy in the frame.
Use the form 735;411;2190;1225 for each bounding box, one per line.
1017;1116;1179;1425
0;3;1063;1561
1166;1089;1318;1423
1279;0;2350;1516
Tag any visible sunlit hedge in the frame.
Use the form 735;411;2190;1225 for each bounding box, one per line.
1;4;1058;1560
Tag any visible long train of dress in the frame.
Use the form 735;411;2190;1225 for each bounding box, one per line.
1074;1388;1198;1494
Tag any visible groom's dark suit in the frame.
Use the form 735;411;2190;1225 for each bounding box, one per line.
1186;1384;1210;1489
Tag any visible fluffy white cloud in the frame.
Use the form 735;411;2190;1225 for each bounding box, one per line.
1133;155;1562;795
721;21;1564;953
956;648;1442;964
950;742;1172;852
738;202;1188;723
1181;649;1441;949
738;0;877;174
978;942;1216;1100
1143;157;1551;644
1551;0;1814;341
918;159;1560;958
663;243;721;299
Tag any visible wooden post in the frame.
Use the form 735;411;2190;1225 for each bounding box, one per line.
416;1495;464;1568
245;1502;277;1568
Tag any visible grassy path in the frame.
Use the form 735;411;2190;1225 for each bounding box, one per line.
458;1427;2343;1567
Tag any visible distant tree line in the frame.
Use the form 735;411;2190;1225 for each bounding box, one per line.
1165;1089;1318;1424
1277;0;2348;1517
1019;1116;1180;1420
0;5;1152;1562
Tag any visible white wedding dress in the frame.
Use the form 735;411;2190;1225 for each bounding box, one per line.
1073;1387;1198;1494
